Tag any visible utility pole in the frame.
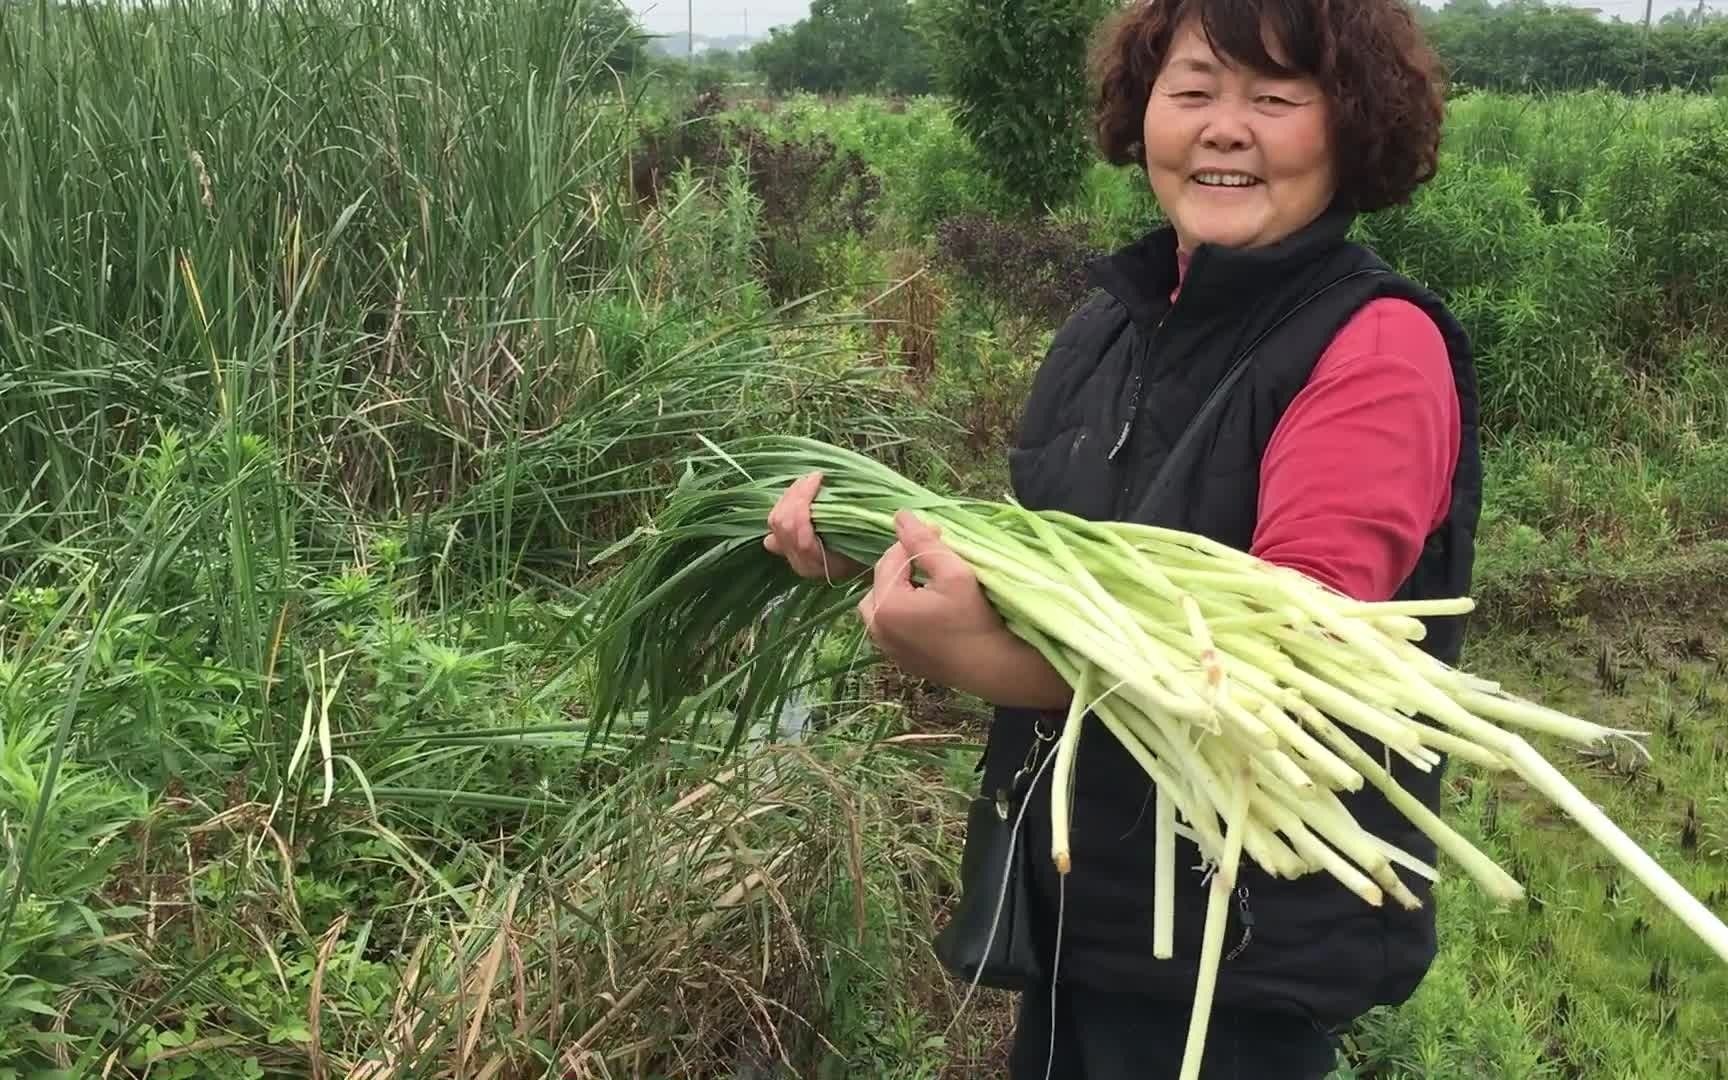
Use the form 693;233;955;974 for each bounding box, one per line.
1641;0;1653;86
688;0;694;59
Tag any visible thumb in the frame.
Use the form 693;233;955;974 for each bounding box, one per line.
894;510;969;582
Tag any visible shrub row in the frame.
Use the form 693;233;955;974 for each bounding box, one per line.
695;89;1728;444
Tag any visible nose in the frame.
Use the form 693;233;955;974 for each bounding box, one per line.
1199;105;1253;152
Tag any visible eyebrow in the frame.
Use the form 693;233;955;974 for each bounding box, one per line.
1166;57;1217;74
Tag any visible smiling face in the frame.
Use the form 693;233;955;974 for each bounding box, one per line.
1143;18;1338;253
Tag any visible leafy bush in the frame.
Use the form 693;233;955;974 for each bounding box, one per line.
1422;4;1728;92
1591;113;1728;325
1355;161;1631;437
750;0;934;96
914;0;1112;212
732;94;1020;233
635;100;881;300
933;213;1099;326
1052;161;1164;250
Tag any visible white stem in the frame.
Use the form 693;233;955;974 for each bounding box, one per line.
1271;781;1421;911
1296;700;1525;904
1333;597;1475;618
1505;737;1728;964
1405;718;1513;771
1251;789;1385;907
1017;510;1211;715
1256;747;1316;792
1179;766;1253;1080
1217;697;1279;749
1363;831;1439;883
1252;700;1364;791
1154;782;1175;959
1371;615;1429;640
1455;686;1632;746
1049;664;1093;875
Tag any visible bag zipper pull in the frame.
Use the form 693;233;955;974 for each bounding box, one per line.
1225;885;1254;962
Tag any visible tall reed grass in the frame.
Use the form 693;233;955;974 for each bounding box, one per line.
0;0;945;1071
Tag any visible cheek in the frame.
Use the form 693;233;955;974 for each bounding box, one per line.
1268;122;1336;196
1141;106;1192;168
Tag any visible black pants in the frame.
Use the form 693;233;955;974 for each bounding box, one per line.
1006;980;1339;1080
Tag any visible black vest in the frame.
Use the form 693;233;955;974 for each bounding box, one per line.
982;204;1483;1027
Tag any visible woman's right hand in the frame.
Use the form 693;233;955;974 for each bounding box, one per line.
764;471;869;581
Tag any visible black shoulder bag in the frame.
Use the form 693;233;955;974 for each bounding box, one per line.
931;712;1058;990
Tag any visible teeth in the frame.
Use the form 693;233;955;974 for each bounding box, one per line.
1194;173;1258;187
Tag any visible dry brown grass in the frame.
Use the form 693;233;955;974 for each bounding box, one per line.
259;729;1019;1079
865;251;947;384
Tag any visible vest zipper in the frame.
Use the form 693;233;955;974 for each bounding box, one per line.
1108;312;1169;508
1108;314;1166;461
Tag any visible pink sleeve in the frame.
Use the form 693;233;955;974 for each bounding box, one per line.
1248;298;1460;603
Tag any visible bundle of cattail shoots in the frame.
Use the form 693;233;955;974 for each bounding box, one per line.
579;435;1728;1080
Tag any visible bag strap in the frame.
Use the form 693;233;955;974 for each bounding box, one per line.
1125;268;1388;523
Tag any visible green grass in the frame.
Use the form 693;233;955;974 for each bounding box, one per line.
4;0;1728;1074
1340;623;1728;1079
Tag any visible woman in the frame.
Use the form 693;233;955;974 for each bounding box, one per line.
765;0;1480;1075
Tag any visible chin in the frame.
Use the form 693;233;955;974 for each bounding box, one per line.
1185;224;1262;250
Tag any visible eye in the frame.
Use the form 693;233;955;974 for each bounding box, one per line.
1257;94;1297;106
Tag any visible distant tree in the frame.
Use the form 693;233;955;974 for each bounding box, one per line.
915;0;1112;212
1421;0;1728;90
684;48;758;94
580;0;649;74
749;0;933;96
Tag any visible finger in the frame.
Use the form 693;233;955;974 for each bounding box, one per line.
791;470;824;512
793;512;825;571
766;535;818;578
765;509;815;573
856;589;878;634
767;474;826;575
768;472;820;527
872;540;913;604
792;472;826;553
894;510;971;583
766;498;794;548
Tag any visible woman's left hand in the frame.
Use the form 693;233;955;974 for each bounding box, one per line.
857;510;1020;693
857;511;1009;680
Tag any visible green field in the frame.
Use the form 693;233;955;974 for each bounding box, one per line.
3;0;1728;1076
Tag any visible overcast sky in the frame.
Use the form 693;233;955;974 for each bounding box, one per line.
626;0;804;37
627;0;1714;39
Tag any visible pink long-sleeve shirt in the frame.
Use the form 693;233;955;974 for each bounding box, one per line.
1247;297;1461;602
1168;252;1460;603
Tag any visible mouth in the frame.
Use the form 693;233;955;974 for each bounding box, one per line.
1190;170;1263;189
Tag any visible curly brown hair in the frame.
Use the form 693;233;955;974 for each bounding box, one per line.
1089;0;1447;212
